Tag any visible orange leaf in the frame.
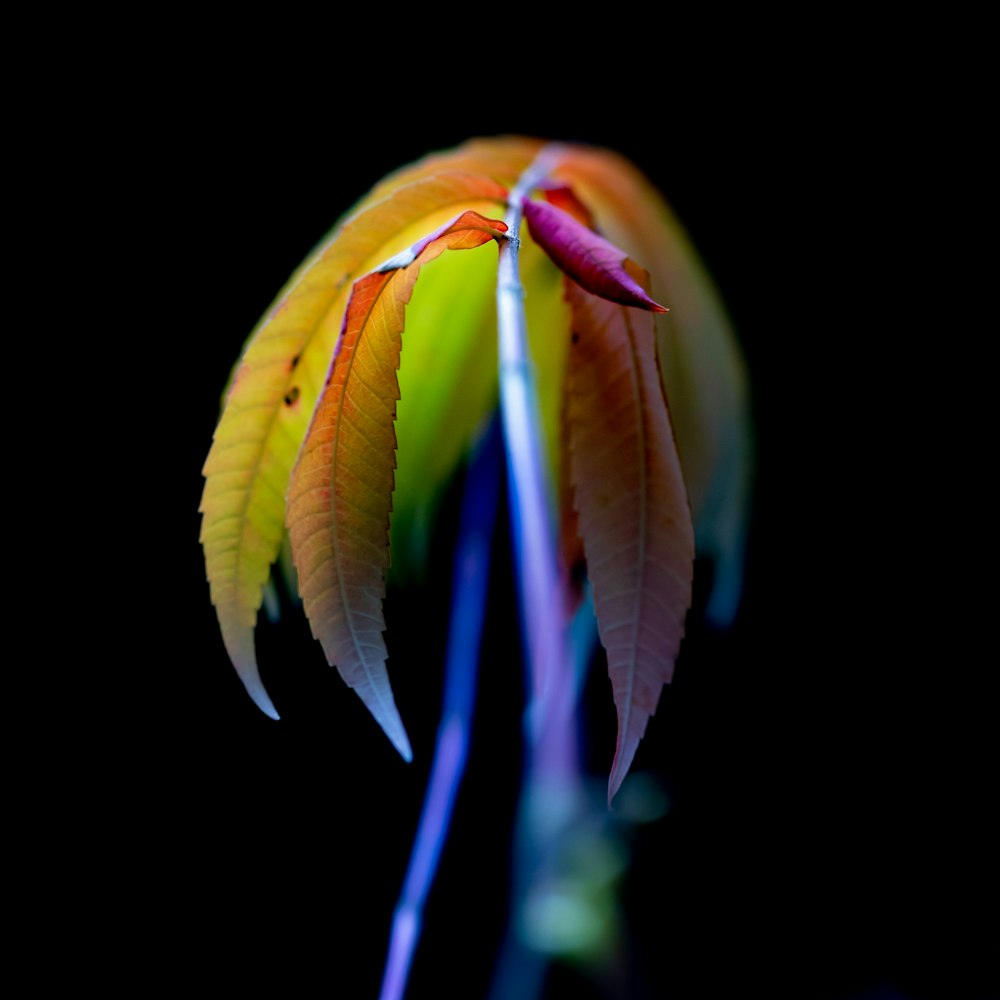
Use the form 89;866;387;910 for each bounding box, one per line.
365;137;543;204
286;211;507;759
200;172;508;718
565;277;695;803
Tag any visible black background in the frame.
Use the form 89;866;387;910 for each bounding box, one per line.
81;41;995;1000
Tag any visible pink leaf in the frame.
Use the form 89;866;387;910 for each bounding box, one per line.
523;197;668;313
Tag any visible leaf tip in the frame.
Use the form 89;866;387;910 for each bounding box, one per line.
606;747;635;809
222;625;281;720
629;288;668;313
357;686;412;762
252;689;282;721
387;720;413;763
234;661;281;722
621;258;668;312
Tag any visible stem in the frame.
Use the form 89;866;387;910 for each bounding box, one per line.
496;147;571;775
488;593;598;1000
378;419;502;1000
490;147;590;1000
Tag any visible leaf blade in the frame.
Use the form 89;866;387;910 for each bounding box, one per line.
286;211;507;759
564;278;694;803
200;173;508;715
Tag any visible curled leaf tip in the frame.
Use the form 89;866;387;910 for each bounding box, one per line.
251;689;281;722
222;626;281;719
376;212;509;272
241;670;281;720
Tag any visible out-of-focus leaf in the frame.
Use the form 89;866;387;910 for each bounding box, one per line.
285;211;507;760
564;277;694;803
366;137;543;205
523;198;667;313
200;172;509;717
540;183;594;226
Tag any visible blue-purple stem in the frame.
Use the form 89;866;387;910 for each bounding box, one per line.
489;148;597;1000
382;144;593;1000
378;418;502;1000
488;590;599;1000
495;149;574;783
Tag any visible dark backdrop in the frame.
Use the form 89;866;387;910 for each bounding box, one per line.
90;53;995;1000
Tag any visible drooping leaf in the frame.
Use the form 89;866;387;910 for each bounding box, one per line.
564;277;694;804
523;198;667;313
200;172;509;717
285;211;507;760
521;190;676;626
548;146;752;625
